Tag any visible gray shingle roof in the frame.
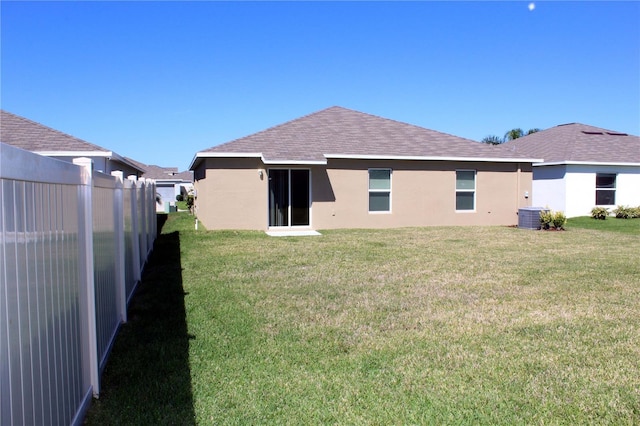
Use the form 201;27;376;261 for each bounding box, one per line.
1;109;145;174
127;157;193;182
194;106;538;166
1;110;109;153
503;123;640;164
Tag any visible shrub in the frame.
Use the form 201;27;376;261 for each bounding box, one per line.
552;211;567;230
591;207;609;220
176;194;184;202
539;209;566;230
613;205;632;219
186;193;195;213
610;206;640;219
539;210;553;230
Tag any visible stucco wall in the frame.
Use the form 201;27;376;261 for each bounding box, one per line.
194;157;533;230
566;165;639;217
532;165;567;213
532;164;640;217
193;157;267;230
313;159;531;229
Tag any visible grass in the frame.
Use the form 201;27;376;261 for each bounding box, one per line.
567;215;640;234
85;213;640;425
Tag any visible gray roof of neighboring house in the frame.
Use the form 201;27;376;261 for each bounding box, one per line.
127;157;193;182
503;123;640;165
0;109;144;172
192;106;540;168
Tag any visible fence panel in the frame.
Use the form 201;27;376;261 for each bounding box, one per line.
1;143;157;425
1;145;92;426
123;179;140;303
91;173;121;373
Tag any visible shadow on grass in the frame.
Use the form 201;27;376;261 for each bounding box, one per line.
84;214;195;425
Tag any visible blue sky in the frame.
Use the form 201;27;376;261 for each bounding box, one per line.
2;1;639;170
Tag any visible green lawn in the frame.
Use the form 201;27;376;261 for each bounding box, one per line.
567;215;640;234
85;214;640;425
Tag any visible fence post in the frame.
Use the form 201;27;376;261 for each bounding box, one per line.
72;157;100;398
111;171;127;323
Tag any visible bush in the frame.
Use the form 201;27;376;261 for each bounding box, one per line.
591;207;609;220
176;194;184;202
552;211;567;230
539;209;567;230
186;193;194;213
632;207;640;219
612;205;632;219
539;210;553;230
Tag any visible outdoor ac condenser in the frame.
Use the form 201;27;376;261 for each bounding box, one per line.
518;207;548;230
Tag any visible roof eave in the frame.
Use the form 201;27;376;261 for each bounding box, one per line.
534;161;640;167
262;159;327;165
34;150;145;173
189;152;328;170
189;152;263;170
324;154;543;163
35;150;112;157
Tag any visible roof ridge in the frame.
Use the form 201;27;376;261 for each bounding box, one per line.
553;121;631;136
210;106;344;150
346;107;486;145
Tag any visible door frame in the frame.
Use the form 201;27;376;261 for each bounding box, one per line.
267;168;312;229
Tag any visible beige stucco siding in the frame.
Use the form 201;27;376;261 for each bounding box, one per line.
193;158;267;230
313;160;532;229
194;157;533;230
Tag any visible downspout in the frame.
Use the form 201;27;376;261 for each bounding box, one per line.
516;162;521;211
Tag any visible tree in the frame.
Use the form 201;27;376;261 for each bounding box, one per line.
504;128;524;141
481;135;504;145
482;127;542;145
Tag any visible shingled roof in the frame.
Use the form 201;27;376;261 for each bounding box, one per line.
503;123;640;165
127;157;193;182
191;106;540;168
0;109;144;172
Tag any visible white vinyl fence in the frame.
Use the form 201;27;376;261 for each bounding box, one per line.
1;143;157;426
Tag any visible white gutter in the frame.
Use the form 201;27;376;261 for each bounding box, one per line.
189;152;262;170
534;160;640;167
262;159;327;165
189;151;544;170
36;150;114;157
324;154;544;163
35;150;145;173
189;151;327;169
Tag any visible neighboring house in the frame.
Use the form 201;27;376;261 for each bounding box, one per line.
0;110;144;177
503;123;640;217
127;158;194;211
190;106;541;231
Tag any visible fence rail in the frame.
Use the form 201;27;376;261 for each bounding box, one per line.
1;143;157;426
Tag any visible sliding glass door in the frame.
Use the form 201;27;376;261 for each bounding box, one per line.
269;169;310;227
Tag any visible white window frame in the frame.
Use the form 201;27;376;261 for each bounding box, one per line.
368;168;392;214
595;173;616;206
455;169;476;212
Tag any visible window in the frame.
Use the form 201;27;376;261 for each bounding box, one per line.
369;169;391;212
456;170;476;211
595;173;616;205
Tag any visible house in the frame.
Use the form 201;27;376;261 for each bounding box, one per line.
126;158;194;211
0;110;144;177
189;106;541;231
503;123;640;217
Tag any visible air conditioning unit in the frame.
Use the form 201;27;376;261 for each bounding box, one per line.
518;207;549;230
